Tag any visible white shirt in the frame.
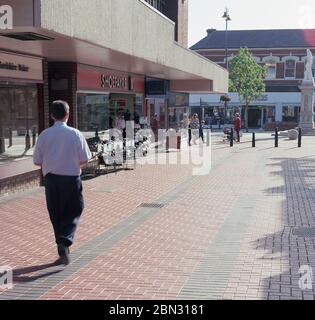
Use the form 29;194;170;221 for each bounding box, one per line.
33;122;91;176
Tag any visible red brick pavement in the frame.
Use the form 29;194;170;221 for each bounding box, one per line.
1;133;315;300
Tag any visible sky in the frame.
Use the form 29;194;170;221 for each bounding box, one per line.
189;0;315;47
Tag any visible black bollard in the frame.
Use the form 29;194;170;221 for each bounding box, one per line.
298;127;302;148
8;127;12;147
32;132;36;147
206;129;210;147
0;137;5;154
25;131;31;150
230;128;234;147
252;132;256;148
166;136;170;152
275;127;279;148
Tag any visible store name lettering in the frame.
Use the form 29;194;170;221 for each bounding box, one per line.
255;94;268;102
0;61;29;72
101;74;128;90
0;5;13;30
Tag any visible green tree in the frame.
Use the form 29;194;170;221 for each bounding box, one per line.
229;47;266;131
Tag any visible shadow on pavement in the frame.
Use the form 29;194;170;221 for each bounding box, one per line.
255;156;315;300
13;262;63;283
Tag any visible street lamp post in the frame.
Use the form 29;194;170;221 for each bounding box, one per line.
222;8;231;70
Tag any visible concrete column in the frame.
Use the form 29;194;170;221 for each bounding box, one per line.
275;104;283;122
299;80;315;131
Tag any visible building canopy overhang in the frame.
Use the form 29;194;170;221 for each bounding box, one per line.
0;0;228;93
0;27;218;92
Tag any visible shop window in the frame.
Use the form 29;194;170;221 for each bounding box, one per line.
0;85;38;158
282;106;299;122
144;0;166;14
77;93;110;139
285;60;296;78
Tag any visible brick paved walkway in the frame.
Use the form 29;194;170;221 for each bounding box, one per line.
0;133;315;300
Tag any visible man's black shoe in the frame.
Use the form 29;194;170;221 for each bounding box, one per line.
54;255;70;266
56;244;71;265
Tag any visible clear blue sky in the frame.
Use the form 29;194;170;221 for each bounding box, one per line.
189;0;315;47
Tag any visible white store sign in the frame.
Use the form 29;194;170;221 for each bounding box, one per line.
0;51;43;81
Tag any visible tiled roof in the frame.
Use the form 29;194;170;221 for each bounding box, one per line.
190;29;315;50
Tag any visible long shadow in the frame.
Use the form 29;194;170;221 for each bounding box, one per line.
0;153;32;163
255;156;315;300
13;262;64;283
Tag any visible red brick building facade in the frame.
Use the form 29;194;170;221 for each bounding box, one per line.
190;29;315;129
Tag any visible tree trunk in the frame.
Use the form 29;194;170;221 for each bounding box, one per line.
245;105;249;132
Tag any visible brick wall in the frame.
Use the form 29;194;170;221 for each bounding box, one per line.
164;0;188;47
195;47;308;89
177;0;188;48
0;170;42;197
38;59;50;133
48;62;78;128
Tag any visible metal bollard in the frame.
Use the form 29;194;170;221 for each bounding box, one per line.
177;135;181;151
32;132;36;147
166;136;170;152
275;127;279;148
298;127;302;148
206;129;210;147
8;127;12;147
252;132;256;148
0;137;5;154
25;131;31;150
230;128;234;147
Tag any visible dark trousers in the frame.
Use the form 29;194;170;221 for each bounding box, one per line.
45;173;84;248
188;128;192;145
199;128;204;142
235;129;240;142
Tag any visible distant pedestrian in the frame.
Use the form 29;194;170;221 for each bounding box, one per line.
190;114;200;145
234;113;242;142
199;120;205;143
33;101;91;265
216;113;221;129
153;113;159;141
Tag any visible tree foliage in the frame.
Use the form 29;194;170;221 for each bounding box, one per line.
229;47;266;130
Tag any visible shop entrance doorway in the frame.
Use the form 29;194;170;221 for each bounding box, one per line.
248;108;261;128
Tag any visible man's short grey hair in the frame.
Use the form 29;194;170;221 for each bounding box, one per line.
51;100;70;120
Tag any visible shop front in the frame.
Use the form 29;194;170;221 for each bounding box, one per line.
190;92;303;129
0;51;44;196
168;92;189;130
77;65;145;139
0;51;43;159
145;77;169;129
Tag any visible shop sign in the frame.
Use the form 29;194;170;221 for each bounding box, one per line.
0;51;43;81
0;61;29;72
255;94;268;102
0;5;13;30
77;65;144;93
101;74;128;90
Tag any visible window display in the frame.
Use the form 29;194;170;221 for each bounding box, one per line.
0;84;38;157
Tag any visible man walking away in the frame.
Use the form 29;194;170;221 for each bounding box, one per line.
33;101;91;265
234;113;242;142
